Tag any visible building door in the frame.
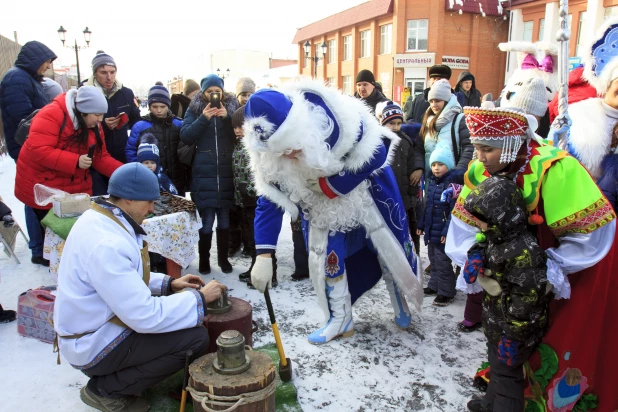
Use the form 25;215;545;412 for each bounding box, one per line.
405;78;426;96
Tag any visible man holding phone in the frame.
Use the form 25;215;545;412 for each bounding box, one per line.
85;50;141;195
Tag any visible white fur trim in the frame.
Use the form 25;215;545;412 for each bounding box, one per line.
499;41;538;67
65;89;80;130
583;17;618;94
535;41;558;56
308;225;330;322
566;98;614;178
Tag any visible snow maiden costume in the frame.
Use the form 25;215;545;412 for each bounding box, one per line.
446;106;616;410
243;81;424;344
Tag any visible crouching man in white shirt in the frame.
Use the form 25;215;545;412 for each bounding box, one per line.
53;162;227;412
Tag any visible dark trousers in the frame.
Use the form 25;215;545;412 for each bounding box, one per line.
485;343;533;411
464;292;483;324
427;243;456;297
240;205;256;253
90;170;109;197
407;207;420;255
291;218;309;276
25;205;44;257
229;206;242;248
82;326;209;397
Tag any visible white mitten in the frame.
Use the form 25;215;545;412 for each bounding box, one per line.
251;256;273;293
477;269;503;296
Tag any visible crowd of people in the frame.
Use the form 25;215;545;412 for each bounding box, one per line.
0;17;617;411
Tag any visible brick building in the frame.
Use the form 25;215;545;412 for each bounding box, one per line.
505;0;618;75
292;0;509;104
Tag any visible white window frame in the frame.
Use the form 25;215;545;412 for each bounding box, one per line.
576;12;587;57
539;18;545;42
327;77;336;88
343;75;352;95
406;19;428;52
380;24;392;55
360;30;371;58
316;44;322;66
343;35;351;61
523;21;533;42
328;39;336;64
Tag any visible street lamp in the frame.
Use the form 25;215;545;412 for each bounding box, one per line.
57;26;92;85
304;41;327;78
216;68;230;79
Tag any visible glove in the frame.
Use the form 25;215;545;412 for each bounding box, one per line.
497;333;521;366
463;245;485;284
2;215;14;228
250;256;273;293
440;186;454;203
306;179;322;193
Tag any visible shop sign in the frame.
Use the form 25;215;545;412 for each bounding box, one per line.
394;53;435;68
441;55;470;70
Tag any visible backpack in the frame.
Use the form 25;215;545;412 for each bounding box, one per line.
15;110;66;146
450;113;464;165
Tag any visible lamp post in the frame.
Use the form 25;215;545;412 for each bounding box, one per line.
216;68;230;79
57;26;91;85
304;41;327;78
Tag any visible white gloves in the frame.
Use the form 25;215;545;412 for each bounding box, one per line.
250;256;273;293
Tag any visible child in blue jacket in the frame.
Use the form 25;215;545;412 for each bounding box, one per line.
137;133;178;196
417;147;462;306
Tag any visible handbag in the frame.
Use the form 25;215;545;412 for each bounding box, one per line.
177;141;196;167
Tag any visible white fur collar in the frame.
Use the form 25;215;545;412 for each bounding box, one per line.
65;89;80;130
565;98;615;178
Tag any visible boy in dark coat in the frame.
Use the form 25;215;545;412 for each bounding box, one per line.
455;71;482;108
379;102;424;253
463;176;549;412
417;147;461;306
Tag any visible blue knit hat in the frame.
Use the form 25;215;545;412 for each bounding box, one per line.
108;163;160;201
148;85;171;107
429;147;455;171
381;101;404;126
137;133;160;166
243;89;293;142
92;50;116;73
200;74;224;92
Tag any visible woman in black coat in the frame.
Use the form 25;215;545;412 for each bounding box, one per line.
181;75;239;274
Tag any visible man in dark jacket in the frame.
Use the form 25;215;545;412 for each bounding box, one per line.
85;51;141;195
455;71;482;107
354;69;388;114
0;40;57;266
405;64;461;123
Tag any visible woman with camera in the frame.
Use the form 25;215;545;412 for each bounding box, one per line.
180;74;240;275
14;86;122;230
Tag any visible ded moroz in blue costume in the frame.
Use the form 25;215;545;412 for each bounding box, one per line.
243;80;424;344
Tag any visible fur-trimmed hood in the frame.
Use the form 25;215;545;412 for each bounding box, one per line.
188;90;239;115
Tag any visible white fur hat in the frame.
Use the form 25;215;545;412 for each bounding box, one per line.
584;17;618;94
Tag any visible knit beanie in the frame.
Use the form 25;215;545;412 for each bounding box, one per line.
92;50;116;73
428;79;452;102
108;163;160;201
236;77;256;97
355;69;376;84
42;78;63;102
201;74;224;92
75;86;108;114
428;64;452;79
136;133;160;165
381;101;404;126
429;147;455;171
148;85;171;107
503;78;548;117
184;79;200;96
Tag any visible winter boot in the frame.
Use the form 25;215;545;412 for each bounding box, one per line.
384;277;412;329
308;272;354;344
216;229;233;274
198;233;212;275
0;304;16;323
239;254;255;282
247;253;278;288
228;207;242;255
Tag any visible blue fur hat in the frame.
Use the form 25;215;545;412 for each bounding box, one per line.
108;163;160;201
200;74;224;92
243;89;293;142
429;147;455;171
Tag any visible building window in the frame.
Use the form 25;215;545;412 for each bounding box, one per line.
316;44;322;66
360;30;371;58
328;39;336;64
576;12;587;57
539;19;545;42
343;35;351;61
523;21;533;42
327;77;336;88
605;6;618;21
380;24;392;55
406;19;428;51
343;75;352;95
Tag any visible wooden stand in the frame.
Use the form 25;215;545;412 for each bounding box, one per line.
189;351;276;412
203;297;256;354
165;258;181;279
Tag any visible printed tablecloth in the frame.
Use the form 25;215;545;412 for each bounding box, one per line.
44;210;202;279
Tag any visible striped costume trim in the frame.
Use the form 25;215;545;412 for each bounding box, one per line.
453;197;479;228
74;329;133;370
256;244;277;250
548;198;616;237
190;289;205;325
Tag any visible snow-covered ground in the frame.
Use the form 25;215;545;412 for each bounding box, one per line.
0;156;486;411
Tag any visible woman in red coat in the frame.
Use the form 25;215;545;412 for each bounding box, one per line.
15;86;122;223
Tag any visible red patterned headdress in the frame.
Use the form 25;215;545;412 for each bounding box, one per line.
464;106;529;163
